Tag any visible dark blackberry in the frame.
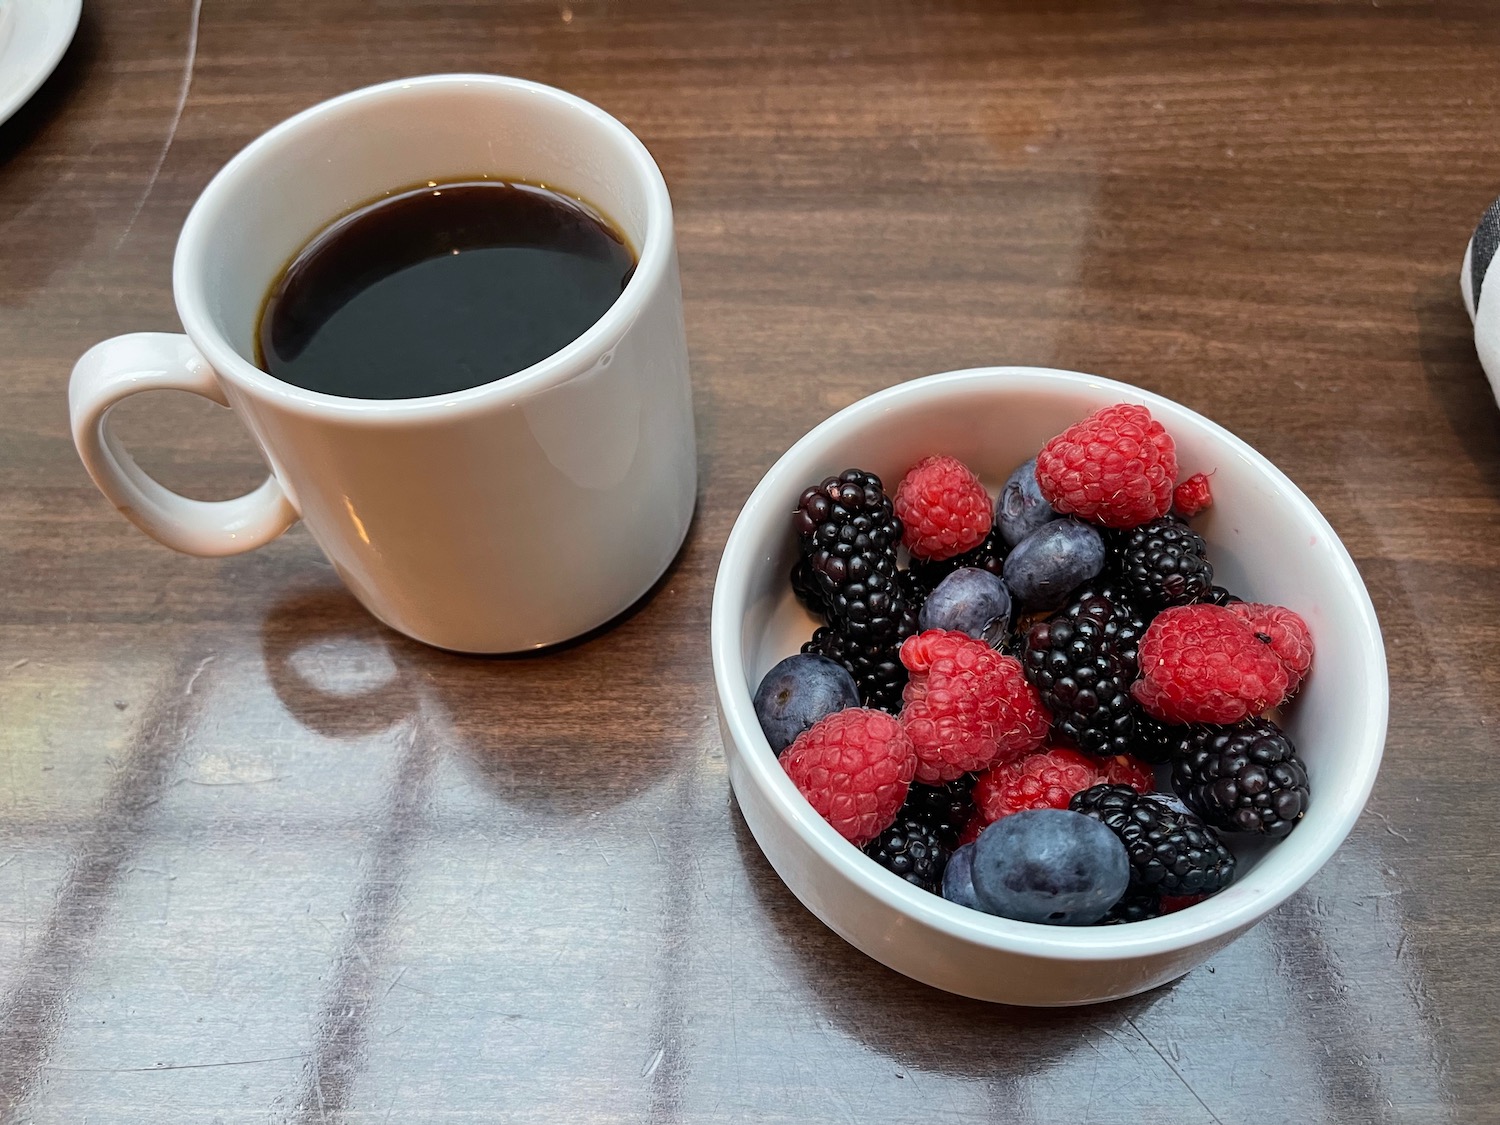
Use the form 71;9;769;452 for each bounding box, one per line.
1129;710;1187;765
1022;584;1148;756
1197;585;1243;607
864;815;950;893
822;552;912;646
1173;717;1310;837
900;777;976;849
1070;784;1236;896
1101;887;1162;925
793;469;903;602
803;602;918;714
897;568;928;623
906;527;1008;594
790;557;831;619
1115;517;1214;609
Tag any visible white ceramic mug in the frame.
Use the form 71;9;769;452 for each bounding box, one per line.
69;75;697;653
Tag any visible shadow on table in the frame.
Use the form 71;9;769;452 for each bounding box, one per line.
260;585;424;740
0;3;99;306
727;801;1169;1082
1414;275;1500;498
0;0;95;164
257;529;699;818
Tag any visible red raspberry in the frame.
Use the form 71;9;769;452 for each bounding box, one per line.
899;630;1049;783
1229;602;1314;691
1132;605;1292;725
974;746;1099;823
955;809;985;847
1173;472;1213;517
1160;894;1204;915
781;708;916;845
1099;753;1155;792
1035;404;1178;529
973;747;1155;826
893;454;993;561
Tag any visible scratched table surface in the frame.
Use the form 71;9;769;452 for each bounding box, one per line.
2;0;1499;1121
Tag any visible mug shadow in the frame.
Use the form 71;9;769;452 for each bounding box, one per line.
260;585;423;741
726;799;1171;1083
258;509;702;817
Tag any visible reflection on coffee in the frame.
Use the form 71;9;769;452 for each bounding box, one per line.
257;180;636;399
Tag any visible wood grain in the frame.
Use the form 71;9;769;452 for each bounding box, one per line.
3;0;1499;1121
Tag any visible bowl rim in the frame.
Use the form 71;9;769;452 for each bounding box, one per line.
711;366;1389;961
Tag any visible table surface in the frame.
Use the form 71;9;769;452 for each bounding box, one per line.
3;0;1499;1121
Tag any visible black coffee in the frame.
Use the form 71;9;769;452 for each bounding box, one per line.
257;180;636;399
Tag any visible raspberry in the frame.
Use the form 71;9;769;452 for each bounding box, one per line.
1228;602;1314;692
781;708;916;845
893;455;993;561
955;809;985;847
1035;403;1178;529
1172;472;1213;517
1160;894;1205;914
899;630;1050;783
973;746;1100;823
1099;753;1154;792
1131;604;1292;725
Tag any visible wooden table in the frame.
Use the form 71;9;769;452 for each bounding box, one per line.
3;1;1498;1120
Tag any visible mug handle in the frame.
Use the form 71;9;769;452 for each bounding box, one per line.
69;333;299;556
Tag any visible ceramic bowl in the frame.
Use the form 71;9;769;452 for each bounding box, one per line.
710;367;1387;1006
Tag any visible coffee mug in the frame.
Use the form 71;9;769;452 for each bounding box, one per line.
69;75;696;653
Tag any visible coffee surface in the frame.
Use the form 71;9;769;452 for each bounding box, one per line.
257;180;635;399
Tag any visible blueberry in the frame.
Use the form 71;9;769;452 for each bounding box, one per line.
753;654;860;754
941;842;984;910
918;567;1012;647
970;809;1130;926
1001;519;1105;610
997;458;1059;547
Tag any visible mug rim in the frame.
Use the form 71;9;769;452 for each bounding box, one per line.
172;73;674;421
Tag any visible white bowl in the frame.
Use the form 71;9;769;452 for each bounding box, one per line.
711;367;1388;1006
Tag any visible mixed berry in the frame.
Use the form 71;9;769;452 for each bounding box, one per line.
754;401;1316;927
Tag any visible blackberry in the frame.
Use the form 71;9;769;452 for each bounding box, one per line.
790;558;830;619
1197;584;1243;607
864;815;950;893
906;527;1007;594
1115;517;1214;609
900;777;976;849
1173;717;1310;837
803;603;918;714
1101;887;1162;925
793;469;903;603
897;568;928;622
1070;784;1236;896
1022;585;1149;756
1129;710;1187;765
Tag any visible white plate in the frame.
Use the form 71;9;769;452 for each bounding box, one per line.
0;0;82;129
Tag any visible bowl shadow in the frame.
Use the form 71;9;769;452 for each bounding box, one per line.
727;797;1174;1080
